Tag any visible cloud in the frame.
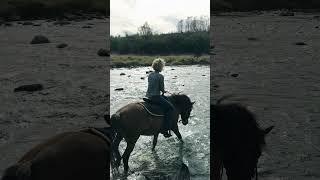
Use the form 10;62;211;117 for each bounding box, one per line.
111;0;209;36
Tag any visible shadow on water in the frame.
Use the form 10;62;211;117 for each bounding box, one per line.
112;143;191;180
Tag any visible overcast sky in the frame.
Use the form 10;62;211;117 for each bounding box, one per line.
111;0;210;36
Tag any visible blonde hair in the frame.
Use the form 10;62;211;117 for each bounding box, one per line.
152;58;165;72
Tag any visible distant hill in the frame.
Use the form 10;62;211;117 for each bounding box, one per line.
212;0;320;11
0;0;109;20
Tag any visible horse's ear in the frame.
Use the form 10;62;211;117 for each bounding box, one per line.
104;113;110;125
263;126;274;135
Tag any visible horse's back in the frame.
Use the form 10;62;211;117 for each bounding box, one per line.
18;132;73;163
112;102;163;136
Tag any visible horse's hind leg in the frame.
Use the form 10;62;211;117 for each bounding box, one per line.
112;133;123;167
123;136;139;173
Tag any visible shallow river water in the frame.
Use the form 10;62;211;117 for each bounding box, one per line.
110;65;210;179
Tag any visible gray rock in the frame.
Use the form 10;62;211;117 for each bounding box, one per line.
4;22;12;26
97;49;109;57
56;43;68;48
14;84;43;92
294;42;307;46
22;21;33;25
279;11;294;16
231;73;239;77
30;35;50;44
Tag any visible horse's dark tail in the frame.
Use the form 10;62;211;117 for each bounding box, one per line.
110;113;121;132
109;113;121;170
1;162;32;180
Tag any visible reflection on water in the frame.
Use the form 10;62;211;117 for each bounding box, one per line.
110;65;210;179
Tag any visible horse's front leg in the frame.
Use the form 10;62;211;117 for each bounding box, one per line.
172;126;183;143
152;133;159;151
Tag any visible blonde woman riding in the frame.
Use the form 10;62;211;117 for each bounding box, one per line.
146;58;174;138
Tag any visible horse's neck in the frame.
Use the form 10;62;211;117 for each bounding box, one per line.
168;97;180;112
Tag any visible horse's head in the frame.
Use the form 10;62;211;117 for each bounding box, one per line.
212;97;274;180
223;125;274;180
169;94;194;125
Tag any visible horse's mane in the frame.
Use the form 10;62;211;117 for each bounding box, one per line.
212;99;267;179
168;94;192;109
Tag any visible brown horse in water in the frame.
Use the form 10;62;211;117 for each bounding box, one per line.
111;94;194;173
212;96;274;180
1;128;112;180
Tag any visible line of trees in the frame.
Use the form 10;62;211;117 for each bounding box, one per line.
177;16;209;33
111;16;210;55
0;0;108;20
213;0;320;11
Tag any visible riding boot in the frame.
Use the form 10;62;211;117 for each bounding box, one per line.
162;111;172;138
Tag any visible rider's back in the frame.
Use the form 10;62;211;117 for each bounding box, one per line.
146;71;164;98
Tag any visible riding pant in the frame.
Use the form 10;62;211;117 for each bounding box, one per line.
149;95;174;131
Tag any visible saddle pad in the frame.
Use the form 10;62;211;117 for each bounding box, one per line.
138;102;164;117
79;127;113;144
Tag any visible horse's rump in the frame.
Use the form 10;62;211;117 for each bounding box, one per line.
2;131;110;180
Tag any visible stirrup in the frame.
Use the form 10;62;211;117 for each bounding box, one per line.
162;131;172;138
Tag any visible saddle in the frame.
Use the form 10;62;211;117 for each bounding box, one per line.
139;98;165;117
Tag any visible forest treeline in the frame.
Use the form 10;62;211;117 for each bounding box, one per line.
213;0;320;11
111;16;210;55
0;0;109;20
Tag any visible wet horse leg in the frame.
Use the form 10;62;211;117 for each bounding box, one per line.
112;133;123;167
172;126;183;143
152;133;159;151
122;136;139;173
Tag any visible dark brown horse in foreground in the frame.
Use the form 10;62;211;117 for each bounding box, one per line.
212;96;274;180
1;128;112;180
111;94;194;173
